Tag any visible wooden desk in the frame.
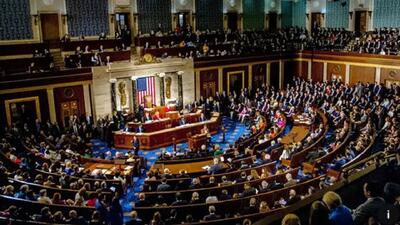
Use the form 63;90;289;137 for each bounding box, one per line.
281;125;310;145
128;118;171;132
128;112;201;132
114;113;220;150
188;133;208;150
151;159;227;174
84;162;133;176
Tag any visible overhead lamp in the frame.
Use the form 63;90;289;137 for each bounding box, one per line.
130;76;137;81
109;78;117;83
177;71;184;75
159;72;166;78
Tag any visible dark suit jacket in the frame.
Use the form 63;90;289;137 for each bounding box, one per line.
353;197;386;225
203;214;221;221
157;183;171;191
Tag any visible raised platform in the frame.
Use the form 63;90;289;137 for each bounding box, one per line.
113;113;220;150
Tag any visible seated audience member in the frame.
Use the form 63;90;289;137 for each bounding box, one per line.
286;189;301;206
352;181;386;225
203;205;221;221
243;197;258;214
157;178;171;191
135;193;150;207
91;52;102;66
179;117;186;126
322;191;353;225
309;201;331;225
99;32;107;40
126;211;143;225
284;173;297;187
281;214;301;225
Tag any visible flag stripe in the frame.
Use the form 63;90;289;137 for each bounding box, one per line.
136;76;156;106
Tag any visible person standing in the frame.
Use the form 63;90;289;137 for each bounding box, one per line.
132;136;140;156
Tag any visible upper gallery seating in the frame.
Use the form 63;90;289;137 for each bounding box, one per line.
0;43;53;75
135;27;400;59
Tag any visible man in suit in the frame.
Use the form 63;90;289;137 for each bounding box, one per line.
199;113;207;122
126;211;143;225
136;124;144;133
131;136;140;156
179;117;186;126
353;181;386;225
203;205;221;221
156;178;171;191
143;112;152;122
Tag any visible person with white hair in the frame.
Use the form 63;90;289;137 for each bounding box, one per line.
284;173;297;187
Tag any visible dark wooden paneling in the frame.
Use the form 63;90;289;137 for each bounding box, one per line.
327;63;346;81
53;86;85;124
284;61;295;85
380;68;400;85
297;61;308;79
0;90;49;127
284;61;308;85
40;13;60;41
252;64;266;89
311;62;323;82
349;66;375;85
199;69;219;98
270;62;280;89
222;66;249;94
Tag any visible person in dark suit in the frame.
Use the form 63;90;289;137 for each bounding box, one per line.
203;205;220;221
156;178;171;191
135;193;150;207
199;113;207;122
136;124;144;133
242;197;258;215
125;211;143;225
352;181;386;225
179;117;186;126
143;112;152;122
131;136;140;156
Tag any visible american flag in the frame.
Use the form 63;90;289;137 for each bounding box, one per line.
136;76;156;106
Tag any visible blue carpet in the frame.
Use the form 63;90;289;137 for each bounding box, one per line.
90;116;249;214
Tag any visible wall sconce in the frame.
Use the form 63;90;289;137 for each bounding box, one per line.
61;14;67;25
321;13;325;19
368;11;372;17
349;12;353;19
305;13;310;20
33;15;39;25
110;13;115;23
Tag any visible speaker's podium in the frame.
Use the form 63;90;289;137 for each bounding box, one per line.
188;133;208;150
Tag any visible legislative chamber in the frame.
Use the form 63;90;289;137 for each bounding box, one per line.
0;0;399;225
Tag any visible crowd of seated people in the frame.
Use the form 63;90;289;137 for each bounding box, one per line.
138;25;400;59
123;78;398;224
350;27;400;55
281;178;400;225
0;48;54;75
0;76;398;225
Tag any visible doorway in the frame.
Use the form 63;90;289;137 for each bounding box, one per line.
61;101;79;127
355;11;367;33
228;72;244;95
311;13;322;30
227;12;238;31
176;12;190;30
116;13;130;31
268;12;277;31
40;13;60;47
